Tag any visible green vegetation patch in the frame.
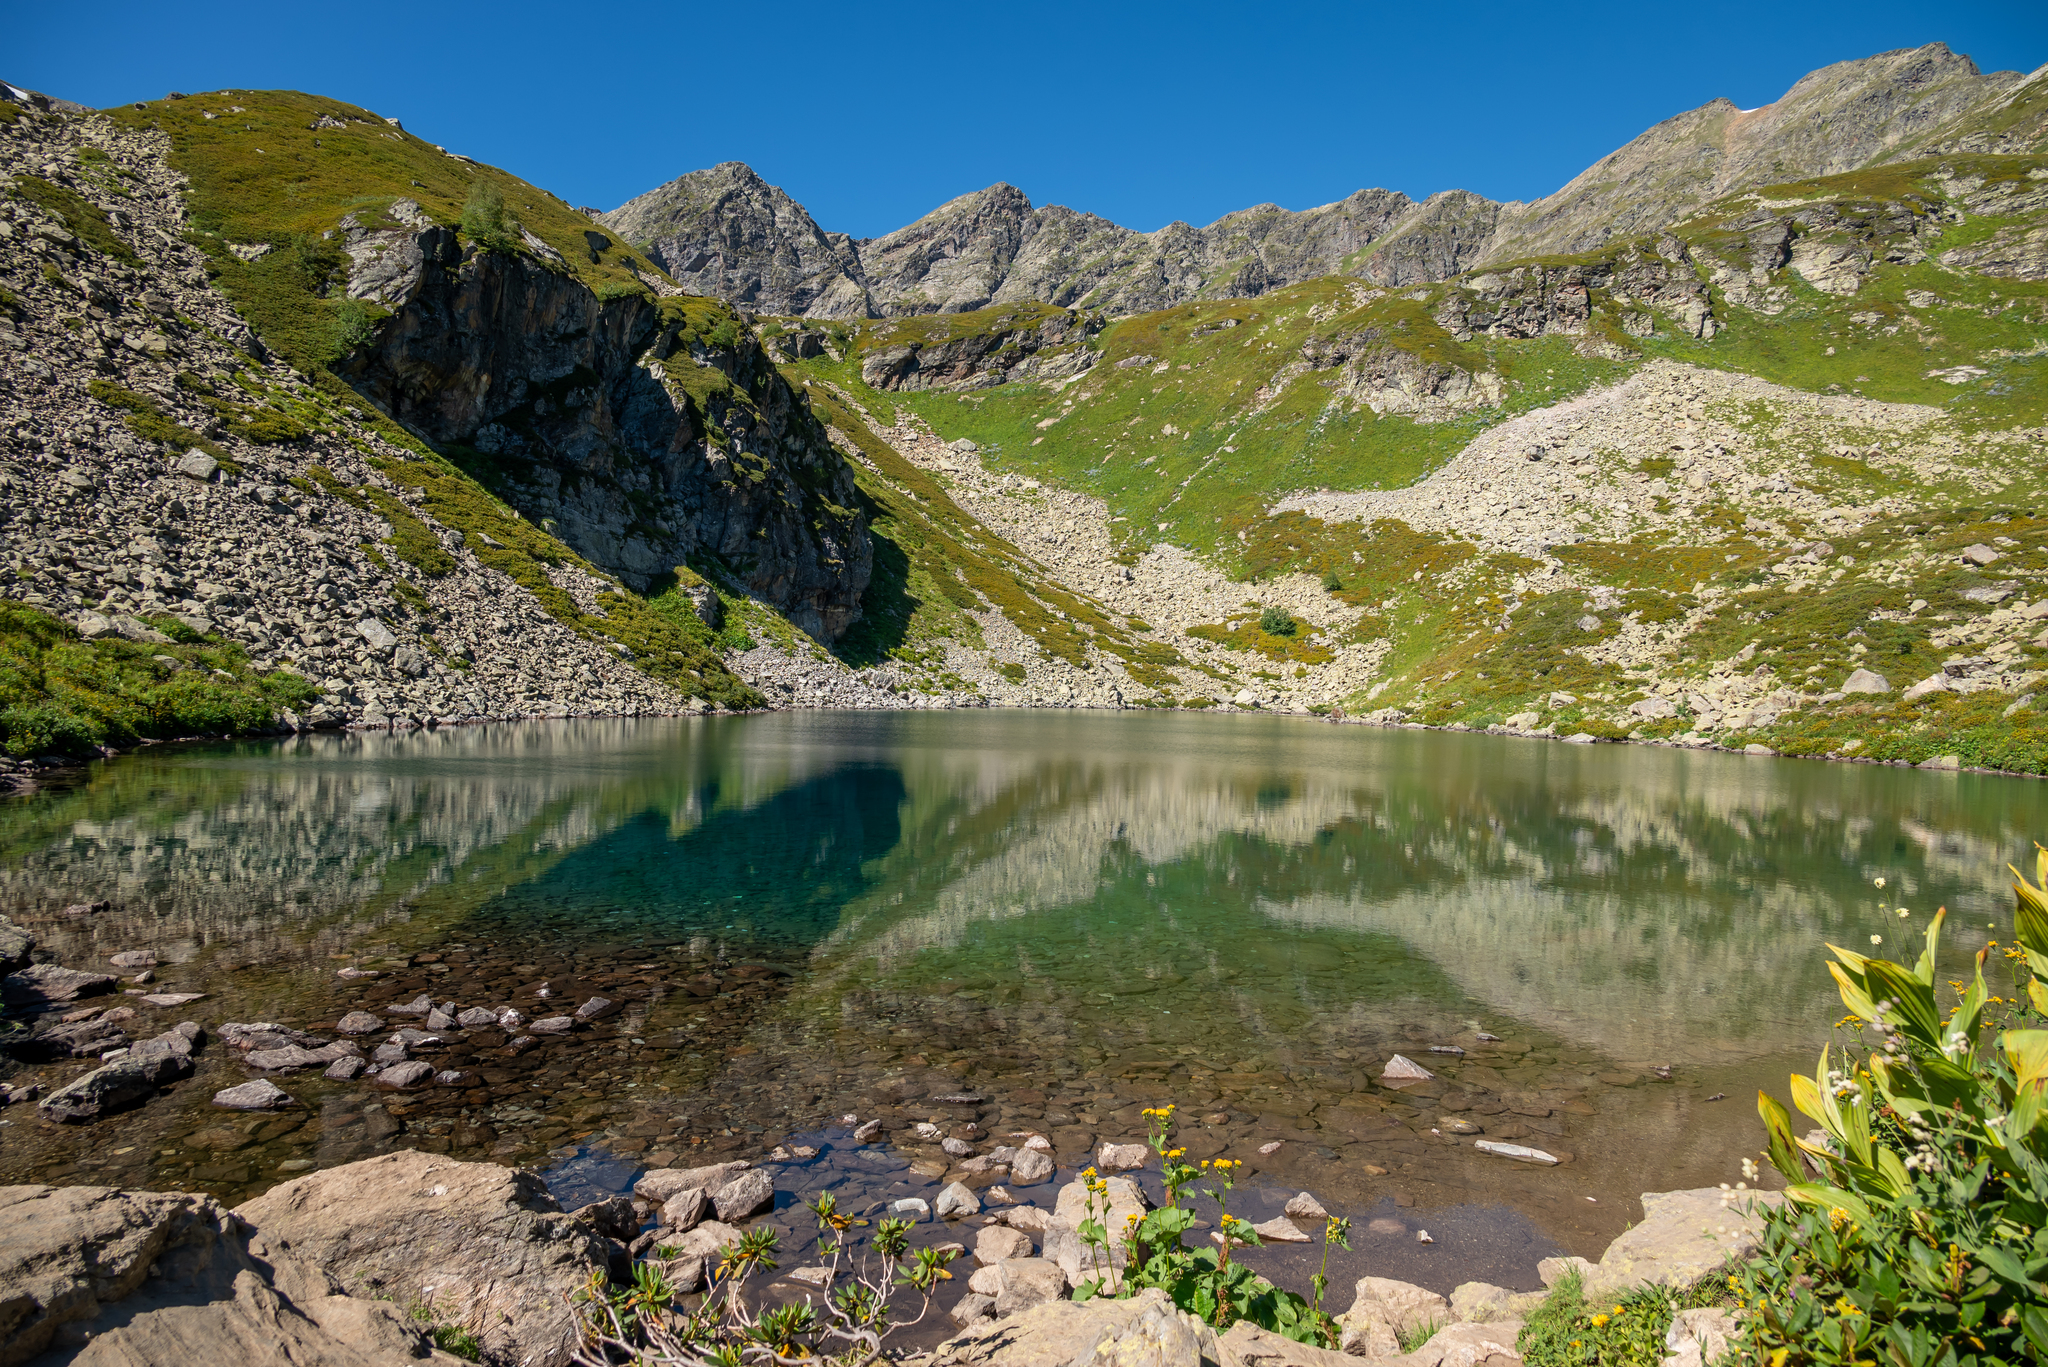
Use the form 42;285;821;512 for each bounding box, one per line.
1187;613;1334;665
8;174;140;262
1518;1269;1726;1367
0;603;318;759
85;379;236;470
106;89;668;374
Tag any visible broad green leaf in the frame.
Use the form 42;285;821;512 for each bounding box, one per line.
1758;1089;1809;1181
2006;1030;2048;1088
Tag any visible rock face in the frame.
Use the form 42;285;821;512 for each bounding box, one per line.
337;240;870;639
233;1149;611;1367
0;1183;462;1366
605;162;870;319
608;44;2043;318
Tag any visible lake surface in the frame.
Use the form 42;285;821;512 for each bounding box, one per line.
2;711;2041;1260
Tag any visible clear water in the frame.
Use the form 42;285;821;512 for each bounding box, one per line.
2;711;2040;1260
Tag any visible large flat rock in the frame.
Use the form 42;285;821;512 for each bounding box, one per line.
0;1183;461;1366
1588;1187;1781;1297
235;1149;609;1367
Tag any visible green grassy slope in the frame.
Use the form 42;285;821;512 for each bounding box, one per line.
781;154;2048;767
87;90;783;710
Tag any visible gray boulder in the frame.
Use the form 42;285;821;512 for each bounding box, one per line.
235;1149;610;1367
213;1079;295;1110
1585;1187;1782;1297
0;1183;464;1366
634;1160;750;1206
0;916;33;975
711;1168;774;1222
4;963;118;1008
38;1052;193;1123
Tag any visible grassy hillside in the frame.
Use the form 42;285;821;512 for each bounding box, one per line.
779;154;2048;769
87;90;773;710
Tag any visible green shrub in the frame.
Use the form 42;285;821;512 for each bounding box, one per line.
1258;606;1297;637
997;661;1027;683
1740;854;2048;1366
458;179;515;252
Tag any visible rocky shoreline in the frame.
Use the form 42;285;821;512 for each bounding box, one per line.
3;1138;1769;1367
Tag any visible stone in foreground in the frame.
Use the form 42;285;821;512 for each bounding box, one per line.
235;1149;610;1367
1381;1054;1435;1081
0;1183;463;1366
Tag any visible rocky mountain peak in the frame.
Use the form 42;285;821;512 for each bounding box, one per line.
603;43;2046;320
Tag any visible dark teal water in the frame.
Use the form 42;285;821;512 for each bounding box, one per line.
2;711;2042;1253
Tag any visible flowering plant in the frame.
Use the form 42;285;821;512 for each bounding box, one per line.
1071;1104;1349;1346
1736;849;2048;1365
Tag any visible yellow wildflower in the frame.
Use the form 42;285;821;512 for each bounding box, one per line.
1590;1316;1610;1329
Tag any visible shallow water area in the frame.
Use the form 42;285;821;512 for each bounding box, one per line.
2;710;2041;1275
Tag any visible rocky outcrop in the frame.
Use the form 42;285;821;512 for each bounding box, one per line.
608;45;2045;318
858;310;1104;393
605;162;870;319
607;174;1415;319
233;1149;611;1367
0;1183;463;1365
337;236;871;639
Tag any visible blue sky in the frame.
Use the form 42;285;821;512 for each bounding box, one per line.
12;1;2045;239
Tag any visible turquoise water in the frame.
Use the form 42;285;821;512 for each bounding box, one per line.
2;711;2041;1253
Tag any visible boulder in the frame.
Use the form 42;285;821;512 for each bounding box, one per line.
174;450;219;481
1222;1319;1365;1367
1383;1320;1525;1367
1586;1187;1782;1298
572;1195;639;1243
375;1060;434;1087
635;1161;751;1206
1381;1055;1434;1081
4;963;118;1008
1661;1308;1737;1367
935;1181;982;1219
235;1150;611;1367
1338;1277;1452;1357
1096;1141;1150;1172
131;1021;204;1062
32;1016;129;1059
993;1257;1070;1317
662;1219;742;1263
662;1187;708;1233
1043;1176;1148;1284
1283;1191;1328;1221
1251;1216;1311;1243
108;951;158;970
1009;1146;1055;1184
974;1224;1034;1265
0;1183;463;1366
213;1079;295;1111
711;1168;774;1222
1449;1282;1547;1324
951;1293;998;1328
931;1286;1204;1367
39;1053;193;1123
1841;668;1891;695
0;916;34;976
335;1012;383;1035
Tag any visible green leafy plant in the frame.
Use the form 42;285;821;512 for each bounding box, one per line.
1736;851;2048;1366
1069;1104;1347;1346
459;179;516;253
571;1201;956;1365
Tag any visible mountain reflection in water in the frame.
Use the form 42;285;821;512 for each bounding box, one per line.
2;711;2040;1248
